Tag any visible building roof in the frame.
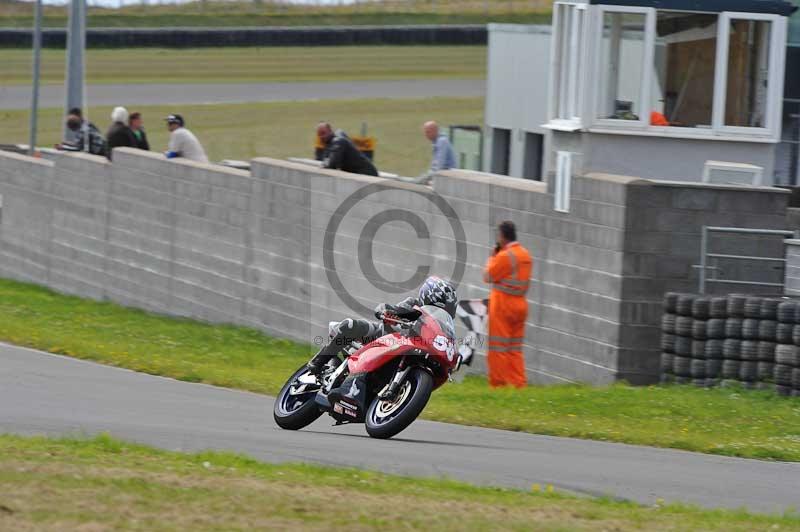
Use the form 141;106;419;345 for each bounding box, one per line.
590;0;797;16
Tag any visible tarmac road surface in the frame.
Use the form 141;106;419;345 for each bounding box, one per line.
0;79;485;110
1;342;798;514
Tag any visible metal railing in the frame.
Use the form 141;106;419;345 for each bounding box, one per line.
697;226;799;294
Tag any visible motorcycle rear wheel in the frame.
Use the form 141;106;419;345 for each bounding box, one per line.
273;365;323;430
365;367;433;439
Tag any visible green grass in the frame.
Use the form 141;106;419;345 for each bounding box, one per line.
1;278;799;462
0;0;552;28
0;97;484;177
0;11;552;29
0;433;797;531
0;46;487;85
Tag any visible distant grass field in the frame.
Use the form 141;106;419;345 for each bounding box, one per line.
0;46;487;85
0;97;484;176
0;278;799;462
0;0;552;28
1;434;797;531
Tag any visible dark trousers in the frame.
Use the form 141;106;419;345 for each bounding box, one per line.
311;318;384;366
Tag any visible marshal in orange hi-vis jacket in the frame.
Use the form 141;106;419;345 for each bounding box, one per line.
483;222;532;388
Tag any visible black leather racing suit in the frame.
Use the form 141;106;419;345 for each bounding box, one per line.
308;297;422;370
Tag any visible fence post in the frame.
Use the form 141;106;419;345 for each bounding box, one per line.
699;226;708;294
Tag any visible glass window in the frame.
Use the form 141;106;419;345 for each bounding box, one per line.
725;19;772;128
598;12;647;121
651;13;718;128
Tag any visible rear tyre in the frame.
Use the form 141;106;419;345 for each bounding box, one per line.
273;365;324;431
365;367;433;440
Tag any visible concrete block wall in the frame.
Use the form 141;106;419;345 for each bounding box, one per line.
0;147;791;385
622;180;790;380
435;170;632;384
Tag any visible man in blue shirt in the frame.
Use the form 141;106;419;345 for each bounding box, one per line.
424;121;456;177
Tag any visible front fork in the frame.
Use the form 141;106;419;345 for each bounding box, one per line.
379;356;410;400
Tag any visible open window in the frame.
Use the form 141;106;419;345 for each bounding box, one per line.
651;12;719;129
594;6;655;128
580;7;788;141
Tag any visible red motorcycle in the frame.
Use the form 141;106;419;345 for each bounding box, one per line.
274;305;462;439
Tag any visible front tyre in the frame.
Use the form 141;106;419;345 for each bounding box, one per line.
273;365;323;430
365;367;433;439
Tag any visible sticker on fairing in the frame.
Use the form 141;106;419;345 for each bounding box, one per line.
433;334;456;361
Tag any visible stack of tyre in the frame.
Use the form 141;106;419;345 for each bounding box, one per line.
721;295;780;390
661;293;725;386
775;300;800;396
660;293;796;394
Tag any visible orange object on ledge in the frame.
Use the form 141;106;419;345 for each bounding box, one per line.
650;111;670;126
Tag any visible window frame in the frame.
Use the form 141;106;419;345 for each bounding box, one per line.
712;11;787;139
548;2;589;131
591;5;656;130
583;8;787;143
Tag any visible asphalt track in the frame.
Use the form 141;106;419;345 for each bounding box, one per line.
1;342;798;514
0;79;485;110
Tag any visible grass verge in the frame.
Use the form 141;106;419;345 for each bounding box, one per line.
0;433;797;531
0;0;552;28
1;278;800;462
0;12;552;29
0;97;484;177
0;46;487;85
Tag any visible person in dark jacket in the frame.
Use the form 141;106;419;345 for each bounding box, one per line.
129;112;150;151
316;122;378;177
105;106;138;160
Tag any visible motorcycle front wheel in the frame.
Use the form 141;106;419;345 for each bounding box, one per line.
273;365;323;430
365;367;433;439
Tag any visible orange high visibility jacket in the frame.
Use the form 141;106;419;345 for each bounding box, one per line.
483;241;533;387
484;242;532;300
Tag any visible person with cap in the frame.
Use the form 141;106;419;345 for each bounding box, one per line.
165;114;208;164
483;221;533;388
105;106;138;160
316;122;378;177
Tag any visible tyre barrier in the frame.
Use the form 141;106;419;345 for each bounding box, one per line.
660;292;800;396
0;25;489;48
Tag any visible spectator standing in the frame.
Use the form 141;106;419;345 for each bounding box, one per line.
164;114;208;163
105;107;138;160
483;221;533;388
316;122;378;177
129;112;150;151
424;121;456;174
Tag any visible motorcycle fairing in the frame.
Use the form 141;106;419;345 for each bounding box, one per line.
346;333;418;374
325;373;368;423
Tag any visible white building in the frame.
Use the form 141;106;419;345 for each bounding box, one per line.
484;0;799;186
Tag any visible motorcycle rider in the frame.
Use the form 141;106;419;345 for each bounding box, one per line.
307;276;458;375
